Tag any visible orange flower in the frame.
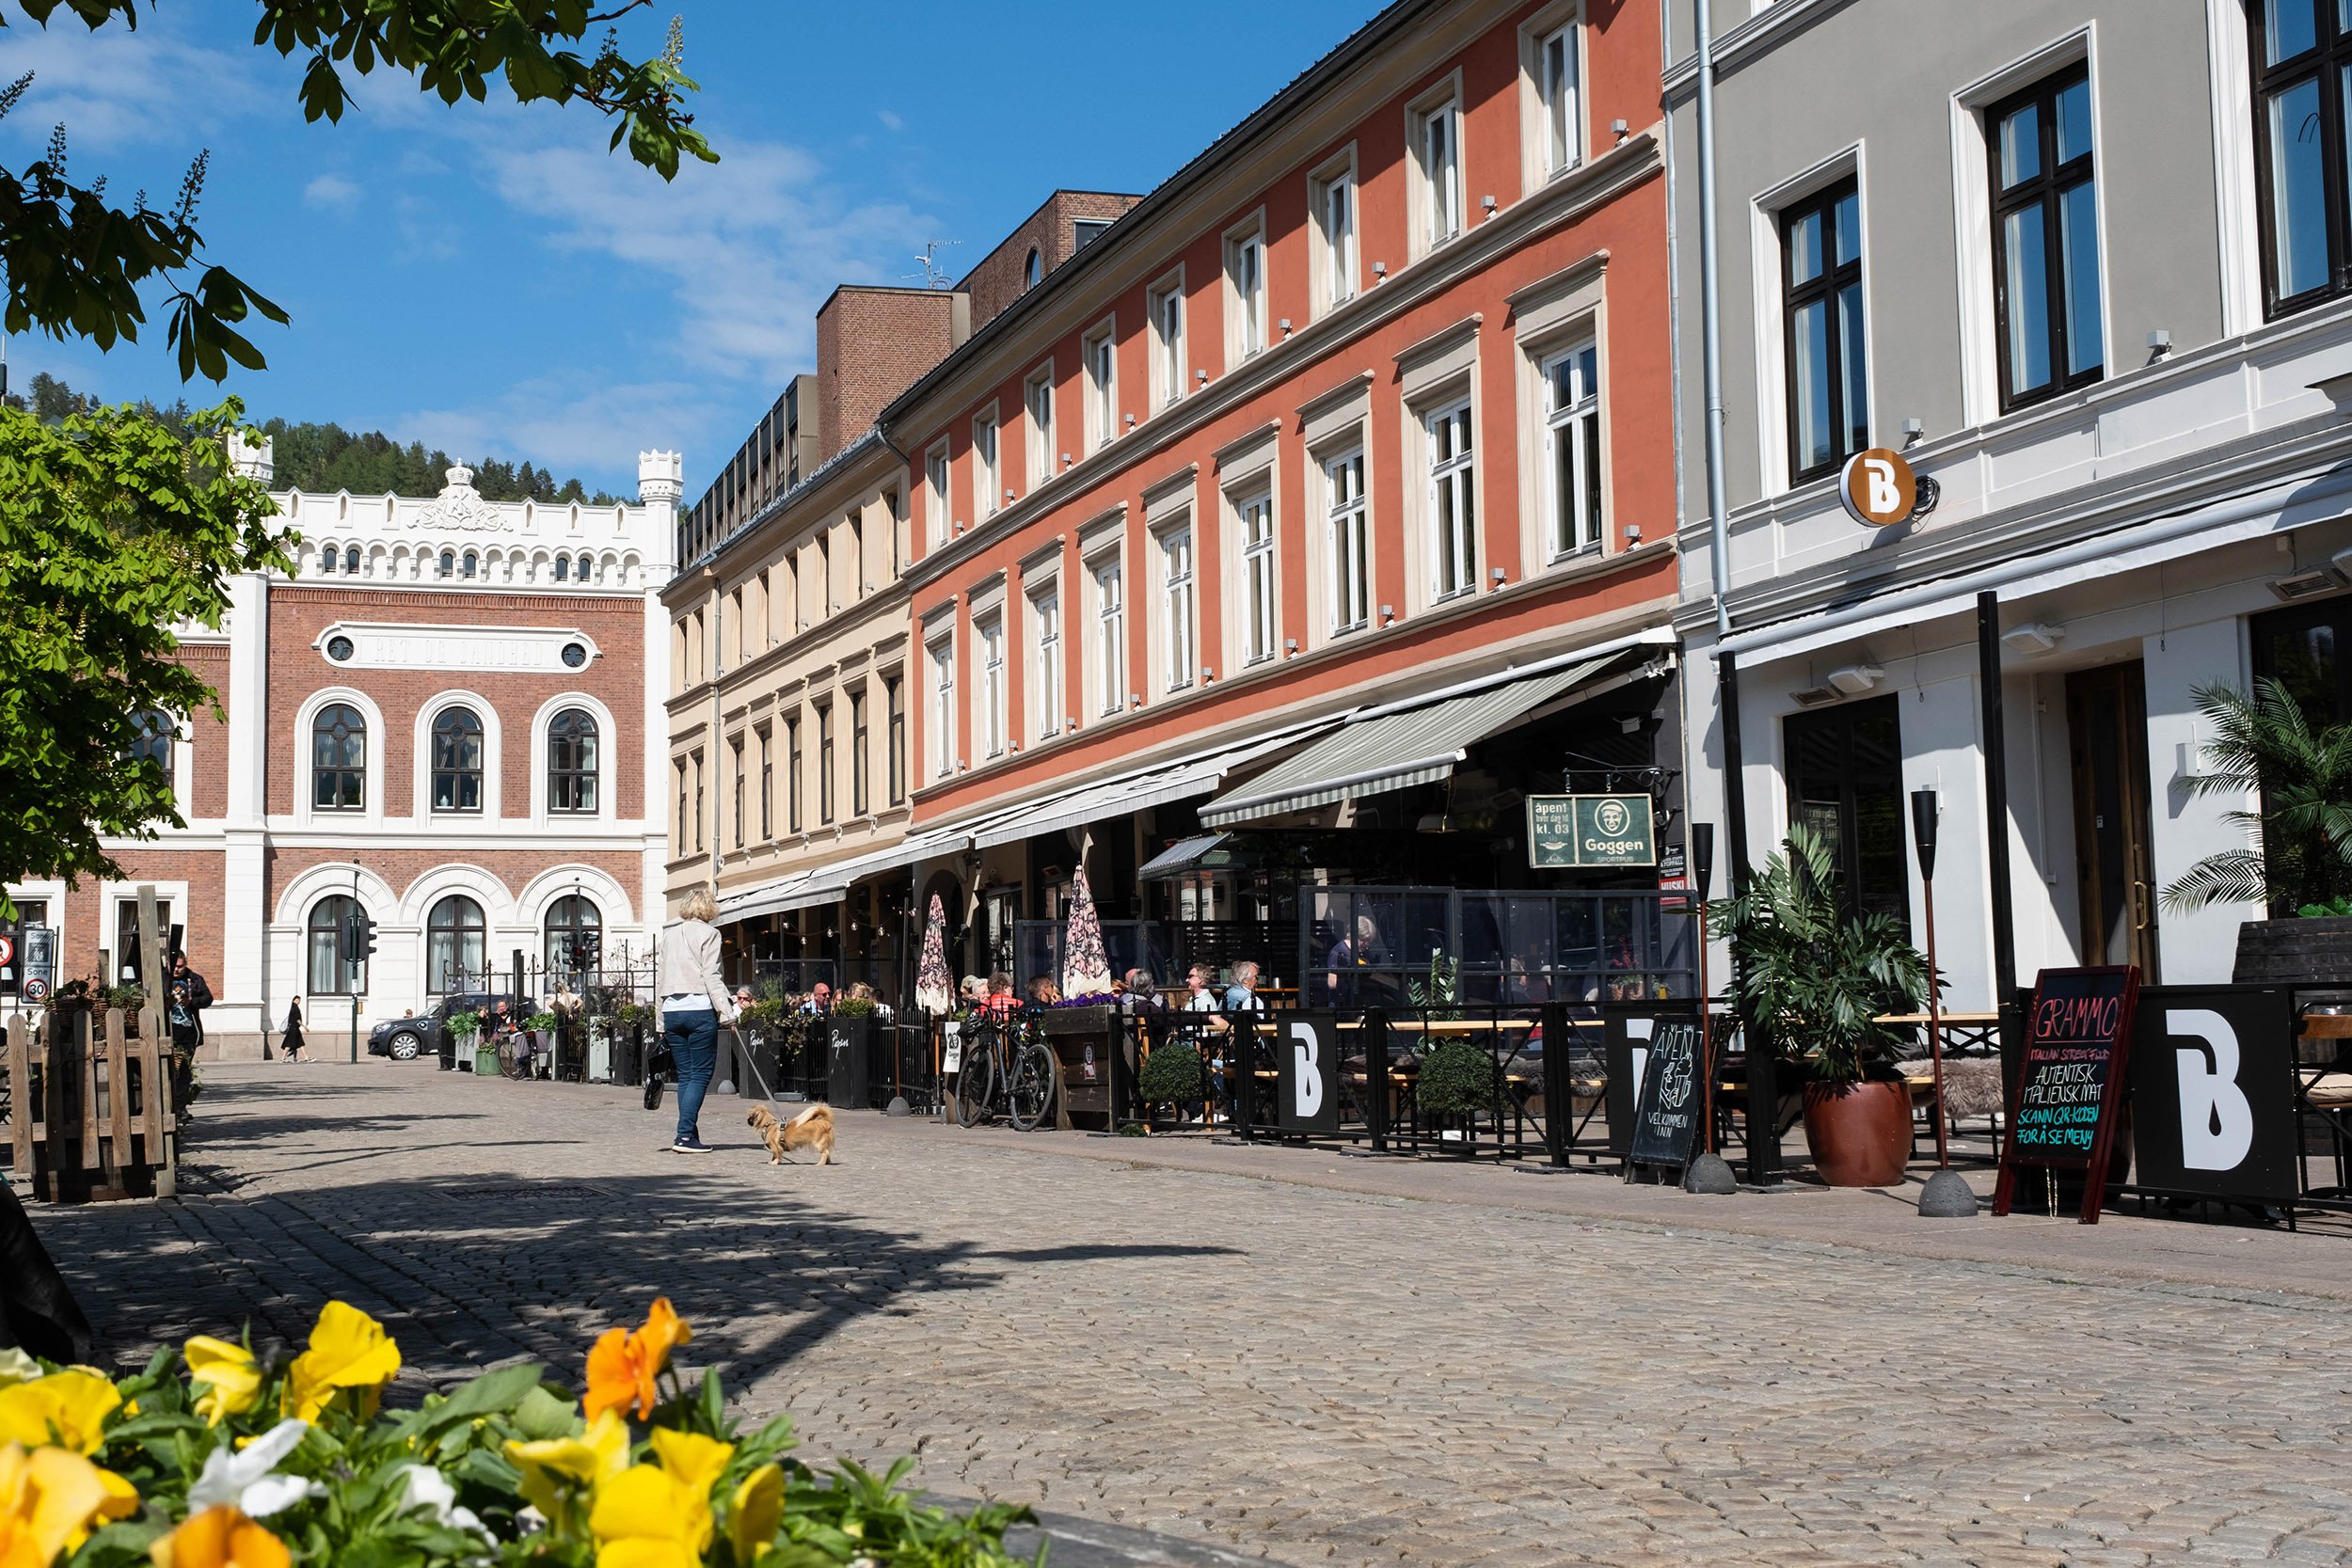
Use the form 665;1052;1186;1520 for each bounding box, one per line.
150;1506;290;1568
582;1298;691;1423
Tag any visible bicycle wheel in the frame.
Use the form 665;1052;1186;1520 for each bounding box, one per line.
953;1043;997;1127
1006;1040;1057;1132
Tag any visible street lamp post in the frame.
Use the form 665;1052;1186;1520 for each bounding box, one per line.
1683;824;1738;1195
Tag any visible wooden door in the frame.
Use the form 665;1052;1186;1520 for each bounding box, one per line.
2066;664;2159;977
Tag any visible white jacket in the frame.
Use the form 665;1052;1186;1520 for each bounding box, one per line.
657;918;738;1022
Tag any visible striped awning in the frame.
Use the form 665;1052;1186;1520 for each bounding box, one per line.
1199;655;1623;828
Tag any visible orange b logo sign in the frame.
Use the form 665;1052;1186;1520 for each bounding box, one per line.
1839;448;1917;528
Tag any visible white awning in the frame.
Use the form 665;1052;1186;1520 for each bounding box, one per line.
1199;653;1631;827
967;729;1321;851
715;874;817;926
712;828;970;924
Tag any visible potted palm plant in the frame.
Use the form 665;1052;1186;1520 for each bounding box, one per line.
1710;825;1930;1186
2163;679;2352;984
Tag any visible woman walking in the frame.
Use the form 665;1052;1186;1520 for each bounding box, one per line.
281;998;307;1064
656;887;738;1153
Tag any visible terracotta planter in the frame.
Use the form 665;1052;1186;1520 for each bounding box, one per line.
1800;1078;1912;1187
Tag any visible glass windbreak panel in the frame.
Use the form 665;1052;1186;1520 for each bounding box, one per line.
2058;180;2104;375
2055;77;2093;164
2273;0;2321;63
1460;895;1507;977
1849;708;1909;926
2000;102;2042;188
1555;897;1598;980
2004;204;2053;393
1791;297;1832;473
1788;207;1823;286
1502;898;1556;1005
1832;188;1861;267
1836;281;1868;455
2273;76;2330;297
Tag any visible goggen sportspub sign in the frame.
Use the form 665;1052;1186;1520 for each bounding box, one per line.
1526;794;1656;868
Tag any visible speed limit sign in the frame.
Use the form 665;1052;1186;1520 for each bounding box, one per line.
0;934;14;967
22;976;48;1002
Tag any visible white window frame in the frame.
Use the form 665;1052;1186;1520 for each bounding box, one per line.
1238;489;1278;666
926;632;956;780
1028;579;1064;740
925;440;951;546
1324;448;1371;638
1089;551;1125;716
1225;218;1267;365
1148;270;1186;412
1024;365;1055;489
1408;78;1466;256
1542;340;1602;560
977;610;1007;759
1082;317;1119;454
972;404;1001;520
1156;519;1196;693
1310;150;1359;317
1424;399;1476;602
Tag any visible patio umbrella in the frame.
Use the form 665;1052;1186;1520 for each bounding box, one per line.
914;894;953;1017
1061;868;1115;998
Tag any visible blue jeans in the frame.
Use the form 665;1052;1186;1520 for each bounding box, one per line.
666;1008;719;1142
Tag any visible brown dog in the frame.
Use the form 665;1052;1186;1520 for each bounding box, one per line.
746;1103;834;1165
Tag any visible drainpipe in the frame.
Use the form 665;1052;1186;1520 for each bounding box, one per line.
707;564;723;889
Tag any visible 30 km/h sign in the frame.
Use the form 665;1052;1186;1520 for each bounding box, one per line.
1527;794;1657;868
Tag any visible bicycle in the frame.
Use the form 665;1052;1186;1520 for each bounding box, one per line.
951;1009;1056;1131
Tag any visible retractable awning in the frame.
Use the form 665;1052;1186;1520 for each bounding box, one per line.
1138;832;1239;880
1198;653;1629;828
713;827;970;924
962;726;1328;851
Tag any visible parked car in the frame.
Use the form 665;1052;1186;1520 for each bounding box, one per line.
369;992;537;1061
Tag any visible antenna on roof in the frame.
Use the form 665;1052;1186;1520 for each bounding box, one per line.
908;240;961;291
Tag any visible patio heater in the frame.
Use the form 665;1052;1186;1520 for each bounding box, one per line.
1911;789;1979;1218
1683;825;1738;1195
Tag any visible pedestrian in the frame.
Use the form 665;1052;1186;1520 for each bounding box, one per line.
281;997;307;1063
165;952;213;1055
656;887;739;1154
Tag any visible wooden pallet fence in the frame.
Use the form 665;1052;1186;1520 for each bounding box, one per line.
3;1007;177;1203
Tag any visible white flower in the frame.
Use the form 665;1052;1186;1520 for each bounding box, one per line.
0;1349;40;1388
188;1418;325;1517
395;1463;486;1535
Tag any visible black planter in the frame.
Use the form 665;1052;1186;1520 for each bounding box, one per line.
826;1016;873;1110
2233;916;2352;985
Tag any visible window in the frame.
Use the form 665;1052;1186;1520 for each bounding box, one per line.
1785;697;1909;932
1091;558;1125;715
1030;585;1063;737
885;675;906;805
926;441;951;546
1326;450;1370;635
425;895;485;995
1226;225;1266;360
1160;526;1195;691
1426;402;1476;599
1240;493;1277;664
1414;90;1465;248
319;546;336;574
1149;276;1185;410
1782;178;1867;482
973;407;1001;518
929;636;956;778
461;550;478;578
675;759;688;854
114;898;172;982
344;546;359;574
128;708;175;801
548;708;599;813
757;727;772;838
1544;341;1604;558
787;718;804;832
850;689;870;816
577;553;593;582
1989;66;2102;410
544;895;600;983
2251;0;2352;312
691;751;704;852
1083;322;1119;452
817;705;834;824
1312;162;1357;311
731;735;745;847
1539;23;1581;176
312;704;365;811
977;612;1008;757
438;550;454;578
1073;218;1111;247
1025;367;1056;484
1024;247;1042;290
430;707;485;812
307;895;365;995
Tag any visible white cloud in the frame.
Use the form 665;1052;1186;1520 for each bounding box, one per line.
390;372;715;486
303;173;361;212
0;14;274;152
876;108;903;131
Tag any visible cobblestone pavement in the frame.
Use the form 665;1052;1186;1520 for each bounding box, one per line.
26;1063;2352;1567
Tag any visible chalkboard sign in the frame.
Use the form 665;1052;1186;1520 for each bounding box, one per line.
1626;1020;1706;1171
1994;965;2139;1224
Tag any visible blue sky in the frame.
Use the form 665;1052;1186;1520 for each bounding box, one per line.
3;0;1383;498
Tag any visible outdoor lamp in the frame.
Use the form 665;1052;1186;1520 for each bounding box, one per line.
1910;789;1939;880
1691;823;1715;901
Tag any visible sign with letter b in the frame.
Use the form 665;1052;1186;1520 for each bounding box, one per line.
2125;986;2296;1203
1278;1013;1342;1134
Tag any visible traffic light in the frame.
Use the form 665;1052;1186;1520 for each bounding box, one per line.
345;911;378;961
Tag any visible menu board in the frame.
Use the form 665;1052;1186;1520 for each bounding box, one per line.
1626;1021;1706;1171
1994;965;2139;1224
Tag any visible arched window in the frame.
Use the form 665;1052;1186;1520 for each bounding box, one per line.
548;708;599;814
127;709;175;799
307;894;366;994
578;553;595;582
425;895;485;994
543;894;601;982
553;555;568;581
430;707;485;813
312;704;365;810
461;550;478;578
318;546;336;574
344;546;360;574
1024;247;1042;290
438;549;454;578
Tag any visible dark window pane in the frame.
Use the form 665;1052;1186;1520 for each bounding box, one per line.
1791;297;1832;471
1833;190;1861;268
1788;208;1823;285
2271;77;2331;297
2056;77;2094;164
2272;0;2321;63
2004;203;2053;392
1836;281;1868;455
2000;102;2041;187
2058;180;2104;374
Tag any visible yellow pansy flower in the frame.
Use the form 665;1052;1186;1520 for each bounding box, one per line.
646;1428;733;1552
588;1465;699;1568
0;1440;139;1565
728;1463;784;1564
150;1505;291;1568
0;1370;122;1456
502;1408;629;1528
183;1339;262;1428
280;1303;401;1423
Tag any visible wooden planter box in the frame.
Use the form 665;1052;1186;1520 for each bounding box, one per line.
2233;916;2352;985
1042;1005;1117;1036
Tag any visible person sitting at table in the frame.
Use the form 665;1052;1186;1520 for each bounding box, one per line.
1325;914;1390;1003
1026;975;1062;1006
1222;959;1263;1012
1120;968;1165;1014
985;973;1018;1017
